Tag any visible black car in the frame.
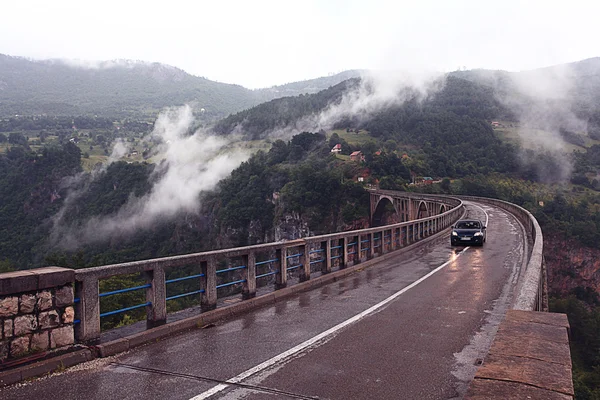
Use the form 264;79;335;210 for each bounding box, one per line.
451;219;486;246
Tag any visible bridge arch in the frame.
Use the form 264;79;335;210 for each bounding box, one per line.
372;196;399;227
416;201;429;219
439;204;446;214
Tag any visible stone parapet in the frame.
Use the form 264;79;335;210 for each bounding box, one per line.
0;267;75;368
465;310;573;399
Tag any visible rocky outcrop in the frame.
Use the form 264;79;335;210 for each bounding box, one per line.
545;234;600;296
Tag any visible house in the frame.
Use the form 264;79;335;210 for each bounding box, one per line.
491;121;500;127
414;176;435;185
330;144;342;153
350;151;365;162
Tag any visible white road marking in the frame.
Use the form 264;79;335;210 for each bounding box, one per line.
190;247;471;400
469;202;489;228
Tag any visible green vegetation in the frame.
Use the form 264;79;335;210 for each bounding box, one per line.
213;79;360;139
0;54;360;120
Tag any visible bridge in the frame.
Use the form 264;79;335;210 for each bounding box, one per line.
0;190;572;399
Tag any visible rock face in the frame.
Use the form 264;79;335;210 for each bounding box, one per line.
274;212;312;242
545;234;600;296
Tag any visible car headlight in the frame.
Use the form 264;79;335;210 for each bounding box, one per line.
474;232;483;237
452;231;458;236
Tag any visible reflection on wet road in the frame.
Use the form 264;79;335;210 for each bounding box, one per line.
0;202;525;400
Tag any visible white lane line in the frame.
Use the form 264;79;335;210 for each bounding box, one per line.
190;247;471;400
469;202;489;227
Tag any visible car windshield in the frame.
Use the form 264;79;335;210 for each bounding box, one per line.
456;221;480;229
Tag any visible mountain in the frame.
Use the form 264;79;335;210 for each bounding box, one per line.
0;54;260;118
449;58;600;139
260;70;363;97
0;54;361;119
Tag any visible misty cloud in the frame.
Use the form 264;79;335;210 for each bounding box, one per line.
256;69;445;140
478;63;589;182
316;69;444;128
51;105;250;250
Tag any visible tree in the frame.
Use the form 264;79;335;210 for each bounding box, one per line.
8;132;28;146
440;178;451;192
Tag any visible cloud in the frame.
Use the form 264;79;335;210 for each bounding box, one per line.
252;68;445;140
51;105;250;249
478;63;588;182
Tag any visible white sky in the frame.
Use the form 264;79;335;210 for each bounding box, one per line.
1;0;599;88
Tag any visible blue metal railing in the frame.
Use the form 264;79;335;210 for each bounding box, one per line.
256;271;278;279
256;258;278;266
286;253;303;259
100;302;151;318
165;273;205;284
216;279;246;289
287;264;302;271
99;284;151;298
309;259;325;265
165;273;206;302
166;289;205;302
216;265;246;274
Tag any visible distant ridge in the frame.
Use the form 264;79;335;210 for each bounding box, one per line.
0;54;361;119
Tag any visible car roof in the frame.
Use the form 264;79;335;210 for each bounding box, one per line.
456;219;481;223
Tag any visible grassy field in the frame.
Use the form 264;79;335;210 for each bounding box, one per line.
335;154;351;161
494;125;595;153
329;129;373;146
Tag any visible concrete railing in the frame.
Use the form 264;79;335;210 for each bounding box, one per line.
73;195;463;344
456;195;545;311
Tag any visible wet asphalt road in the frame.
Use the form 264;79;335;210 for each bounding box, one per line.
1;201;525;400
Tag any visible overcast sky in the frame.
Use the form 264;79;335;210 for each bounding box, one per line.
1;0;599;88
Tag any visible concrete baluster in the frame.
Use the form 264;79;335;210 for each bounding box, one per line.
321;240;332;274
145;266;166;329
200;259;217;311
342;237;349;268
75;276;101;345
299;243;310;282
275;247;287;289
358;234;365;262
242;252;256;300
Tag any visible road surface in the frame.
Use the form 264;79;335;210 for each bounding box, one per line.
1;201;525;400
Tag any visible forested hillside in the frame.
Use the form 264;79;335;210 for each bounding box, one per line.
0;54;360;119
0;132;371;270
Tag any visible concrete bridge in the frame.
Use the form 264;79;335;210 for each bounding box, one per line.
0;190;572;399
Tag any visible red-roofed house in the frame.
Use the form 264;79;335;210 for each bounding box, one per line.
331;143;342;153
350;151;365;162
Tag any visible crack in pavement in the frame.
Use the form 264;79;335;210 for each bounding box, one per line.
109;362;321;399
